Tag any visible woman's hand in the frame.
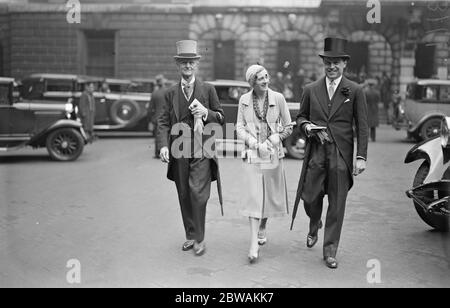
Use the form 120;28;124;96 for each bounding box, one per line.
268;134;281;146
258;140;274;156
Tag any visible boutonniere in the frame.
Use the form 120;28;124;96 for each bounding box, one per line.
341;87;351;103
341;86;351;98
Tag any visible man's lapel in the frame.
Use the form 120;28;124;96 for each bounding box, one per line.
192;78;203;104
172;81;181;121
312;77;330;117
329;76;349;119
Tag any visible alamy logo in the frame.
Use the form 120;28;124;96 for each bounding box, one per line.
66;258;81;284
366;259;382;284
366;0;381;24
66;0;81;24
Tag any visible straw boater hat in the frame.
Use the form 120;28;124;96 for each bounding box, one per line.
319;37;350;60
174;40;201;60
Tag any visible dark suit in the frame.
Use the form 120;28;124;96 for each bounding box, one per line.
156;78;224;243
294;76;368;258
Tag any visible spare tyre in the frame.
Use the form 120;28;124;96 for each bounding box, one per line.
109;99;141;126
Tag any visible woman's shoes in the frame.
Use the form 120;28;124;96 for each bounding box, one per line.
257;230;267;246
248;248;259;264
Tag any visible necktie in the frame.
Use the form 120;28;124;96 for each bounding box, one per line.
184;84;192;100
328;80;335;100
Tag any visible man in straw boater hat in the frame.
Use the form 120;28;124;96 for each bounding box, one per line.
156;40;224;256
291;37;368;269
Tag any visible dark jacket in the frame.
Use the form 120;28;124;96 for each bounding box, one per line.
364;86;380;128
295;76;369;194
156;78;225;182
78;91;95;132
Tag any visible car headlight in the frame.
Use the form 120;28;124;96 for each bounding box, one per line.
65;102;74;119
441;117;450;148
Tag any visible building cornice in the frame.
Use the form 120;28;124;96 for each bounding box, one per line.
7;3;192;14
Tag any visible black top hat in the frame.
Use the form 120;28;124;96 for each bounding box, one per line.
319;37;350;59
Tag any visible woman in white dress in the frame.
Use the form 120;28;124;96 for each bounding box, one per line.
236;64;293;263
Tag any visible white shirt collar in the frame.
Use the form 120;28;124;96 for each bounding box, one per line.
181;76;195;87
326;75;343;88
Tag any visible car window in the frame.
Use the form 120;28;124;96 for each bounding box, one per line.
129;83;154;93
423;85;438;100
109;83;129;93
215;86;249;103
21;80;45;99
406;84;416;99
439;85;450;102
46;79;73;92
0;84;10;105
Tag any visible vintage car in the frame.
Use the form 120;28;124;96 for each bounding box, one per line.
19;74;152;131
400;79;450;141
0;77;87;161
207;79;306;159
98;78;152;131
405;117;450;231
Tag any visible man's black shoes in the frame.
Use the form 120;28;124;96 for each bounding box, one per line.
306;234;318;248
182;240;195;251
324;256;338;269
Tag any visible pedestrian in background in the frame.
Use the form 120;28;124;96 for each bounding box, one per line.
78;81;96;143
156;40;225;256
293;68;306;102
380;71;392;124
391;89;402;130
364;79;380;142
236;64;292;263
292;37;368;269
150;74;168;158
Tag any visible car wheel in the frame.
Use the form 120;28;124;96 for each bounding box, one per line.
412;162;449;231
109;99;141;126
285;134;305;160
420;118;442;140
46;128;84;161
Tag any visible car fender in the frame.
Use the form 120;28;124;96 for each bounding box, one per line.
408;112;446;133
405;136;448;183
30;119;86;144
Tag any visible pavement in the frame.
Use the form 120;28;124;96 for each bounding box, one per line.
0;125;449;288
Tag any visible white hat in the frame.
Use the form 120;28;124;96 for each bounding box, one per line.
174;40;201;60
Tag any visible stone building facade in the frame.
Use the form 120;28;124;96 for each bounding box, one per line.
0;0;448;97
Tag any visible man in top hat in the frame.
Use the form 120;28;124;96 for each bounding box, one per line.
156;40;225;256
291;37;368;268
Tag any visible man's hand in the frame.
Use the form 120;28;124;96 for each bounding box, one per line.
304;123;313;135
160;146;170;163
190;102;208;118
353;158;366;176
316;130;331;144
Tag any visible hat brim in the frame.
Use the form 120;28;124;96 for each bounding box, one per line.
319;52;350;60
174;55;201;60
319;51;350;59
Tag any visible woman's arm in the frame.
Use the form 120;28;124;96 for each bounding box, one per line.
236;99;258;149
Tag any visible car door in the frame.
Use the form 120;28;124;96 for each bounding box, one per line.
0;83;34;146
216;85;248;139
7;105;35;136
438;84;450;115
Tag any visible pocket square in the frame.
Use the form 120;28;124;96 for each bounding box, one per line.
344;98;350;103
